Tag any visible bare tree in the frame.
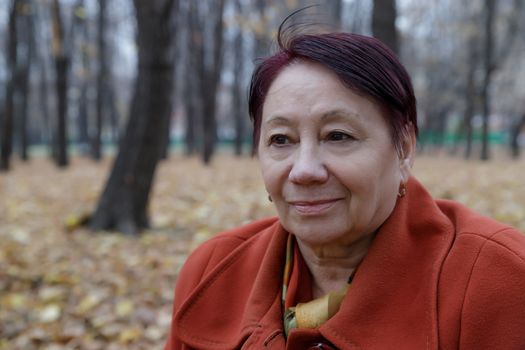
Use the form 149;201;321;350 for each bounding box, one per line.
510;114;525;158
90;0;179;235
182;0;201;156
179;0;227;163
50;0;70;167
253;0;269;60
33;0;54;157
232;0;246;156
15;0;34;161
183;7;199;155
158;2;181;160
463;36;478;159
1;0;18;171
92;0;107;160
372;0;398;55
346;0;371;34
72;0;91;152
203;0;225;164
479;0;523;160
182;0;221;159
327;0;343;28
479;0;495;161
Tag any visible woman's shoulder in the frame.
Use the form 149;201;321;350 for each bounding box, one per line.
437;197;525;272
189;216;280;263
436;200;525;348
166;217;285;348
439;200;525;276
174;217;280;293
437;198;525;251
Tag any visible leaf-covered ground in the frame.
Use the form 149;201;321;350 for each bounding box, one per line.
1;153;524;349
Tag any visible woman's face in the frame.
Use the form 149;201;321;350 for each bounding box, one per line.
258;61;413;247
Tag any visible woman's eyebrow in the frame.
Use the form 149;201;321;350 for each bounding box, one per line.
321;110;362;122
265;116;293;127
264;111;361;128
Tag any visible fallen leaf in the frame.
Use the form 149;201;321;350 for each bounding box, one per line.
39;304;61;323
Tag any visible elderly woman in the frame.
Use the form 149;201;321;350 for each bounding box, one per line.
165;27;525;349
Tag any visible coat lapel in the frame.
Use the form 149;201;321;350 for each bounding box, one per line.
319;177;455;349
175;221;288;349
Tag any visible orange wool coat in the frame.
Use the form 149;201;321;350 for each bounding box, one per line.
165;177;525;349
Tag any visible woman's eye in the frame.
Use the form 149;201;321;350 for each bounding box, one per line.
326;131;353;142
269;134;290;146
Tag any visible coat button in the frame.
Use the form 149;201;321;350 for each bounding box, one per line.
307;343;336;350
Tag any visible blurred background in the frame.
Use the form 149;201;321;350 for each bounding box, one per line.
0;0;524;349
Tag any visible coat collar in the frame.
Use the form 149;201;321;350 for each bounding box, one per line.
175;220;287;349
175;177;455;349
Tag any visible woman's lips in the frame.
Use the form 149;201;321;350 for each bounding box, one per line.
289;199;341;215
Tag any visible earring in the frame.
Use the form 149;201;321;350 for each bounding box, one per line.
398;183;407;198
268;195;273;202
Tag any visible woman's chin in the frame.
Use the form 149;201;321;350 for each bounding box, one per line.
286;222;354;246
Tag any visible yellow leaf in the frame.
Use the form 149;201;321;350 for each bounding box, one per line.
115;299;134;318
118;326;143;343
1;293;28;310
145;326;163;341
39;286;66;303
75;294;103;314
39;304;61;323
64;212;91;231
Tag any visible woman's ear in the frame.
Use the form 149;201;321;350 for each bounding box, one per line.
399;123;416;182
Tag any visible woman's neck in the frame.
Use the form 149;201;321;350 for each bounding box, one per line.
296;233;374;299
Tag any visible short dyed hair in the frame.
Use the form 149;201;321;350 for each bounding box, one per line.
248;29;417;154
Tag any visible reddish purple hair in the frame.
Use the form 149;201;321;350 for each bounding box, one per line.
248;30;417;153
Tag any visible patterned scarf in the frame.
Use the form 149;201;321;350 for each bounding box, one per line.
282;234;356;337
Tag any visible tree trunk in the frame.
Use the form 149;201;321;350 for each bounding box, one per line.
158;87;172;160
33;0;54;156
510;114;525;159
18;62;30;161
39;56;55;159
372;0;398;55
193;1;208;162
17;0;34;161
93;0;107;161
232;0;244;156
200;0;225;165
463;38;477;159
183;0;200;156
183;64;198;155
328;0;343;29
90;0;178;235
1;1;18;171
106;86;120;143
159;104;172;160
55;56;69;167
463;71;475;159
201;82;218;165
73;0;90;153
480;0;495;161
78;74;90;151
51;0;69;167
253;0;268;59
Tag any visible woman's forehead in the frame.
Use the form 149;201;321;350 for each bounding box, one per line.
263;62;347;111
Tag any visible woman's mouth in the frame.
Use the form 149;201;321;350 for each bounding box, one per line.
289;199;341;215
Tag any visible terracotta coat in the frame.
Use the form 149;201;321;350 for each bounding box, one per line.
165;178;525;349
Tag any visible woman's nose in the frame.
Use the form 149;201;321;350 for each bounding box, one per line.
288;145;328;185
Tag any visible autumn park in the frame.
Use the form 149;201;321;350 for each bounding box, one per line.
1;0;525;349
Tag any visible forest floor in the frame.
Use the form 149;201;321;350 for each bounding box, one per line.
1;152;525;349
